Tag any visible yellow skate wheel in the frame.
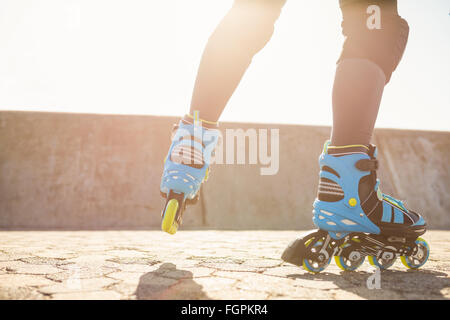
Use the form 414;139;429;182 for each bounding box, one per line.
400;237;430;269
161;199;179;235
368;254;395;270
302;239;331;273
335;251;365;271
335;238;365;271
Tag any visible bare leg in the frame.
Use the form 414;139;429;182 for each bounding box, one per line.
189;0;286;122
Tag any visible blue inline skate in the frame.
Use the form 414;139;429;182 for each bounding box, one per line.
160;113;220;234
282;141;429;272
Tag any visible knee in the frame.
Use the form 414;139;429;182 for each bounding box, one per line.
338;0;409;83
216;0;286;55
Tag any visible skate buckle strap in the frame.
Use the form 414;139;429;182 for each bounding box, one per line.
193;110;201;127
185;113;219;128
355;159;378;171
382;193;408;212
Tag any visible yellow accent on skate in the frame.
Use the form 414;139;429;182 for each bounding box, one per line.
327;144;370;151
367;255;377;267
334;256;347;271
204;167;210;182
400;256;412;269
161;199;179;235
302;260;319;274
186;113;219;126
304;238;314;247
383;197;404;211
348;198;357;207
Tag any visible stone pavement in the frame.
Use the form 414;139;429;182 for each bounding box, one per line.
0;230;448;300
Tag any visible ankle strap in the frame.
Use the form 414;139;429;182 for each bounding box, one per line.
183;114;219;129
327;144;370;155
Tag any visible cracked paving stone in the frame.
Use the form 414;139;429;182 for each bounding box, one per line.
0;274;55;287
0;230;448;300
192;256;265;272
31;251;77;260
197;263;263;273
38;277;118;295
106;250;151;258
233;272;341;294
0;286;49;300
64;254;118;265
194;277;237;289
47;265;116;280
240;259;283;269
0;261;61;275
0;253;36;262
106;257;160;265
181;267;215;278
19;256;72;265
105;282;138;298
107;271;143;284
106;263;161;273
262;265;305;277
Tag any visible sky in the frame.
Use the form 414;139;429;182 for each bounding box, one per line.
0;0;449;131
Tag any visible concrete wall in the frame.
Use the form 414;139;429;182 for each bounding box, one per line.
1;111;449;230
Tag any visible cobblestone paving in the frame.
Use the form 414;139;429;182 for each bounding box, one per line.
0;231;448;300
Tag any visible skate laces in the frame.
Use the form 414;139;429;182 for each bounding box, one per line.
169;116;220;169
170;132;205;169
382;193;407;212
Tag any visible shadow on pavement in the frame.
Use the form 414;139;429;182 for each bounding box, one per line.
287;268;450;299
136;262;210;300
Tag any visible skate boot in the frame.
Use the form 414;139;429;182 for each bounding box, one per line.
282;141;429;273
160;113;220;234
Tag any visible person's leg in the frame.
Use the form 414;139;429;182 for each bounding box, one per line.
327;0;411;210
330;0;409;146
160;0;286;234
281;1;429;270
189;0;286;122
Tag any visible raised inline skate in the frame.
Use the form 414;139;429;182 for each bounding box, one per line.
160;112;220;234
282;141;429;272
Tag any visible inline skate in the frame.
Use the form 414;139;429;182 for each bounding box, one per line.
160;112;220;234
281;141;429;272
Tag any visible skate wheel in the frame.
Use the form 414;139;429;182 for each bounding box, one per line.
400;237;430;269
302;239;331;274
161;199;179;235
368;254;396;270
334;242;365;271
